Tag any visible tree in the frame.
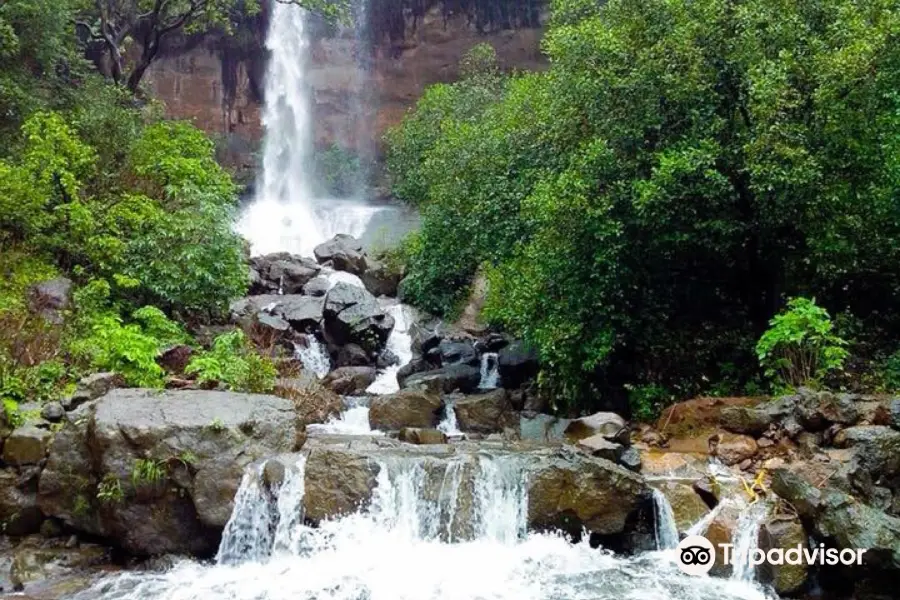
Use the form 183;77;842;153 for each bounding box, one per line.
75;0;347;93
388;0;900;412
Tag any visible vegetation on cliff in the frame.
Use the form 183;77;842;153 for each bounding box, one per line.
387;0;900;413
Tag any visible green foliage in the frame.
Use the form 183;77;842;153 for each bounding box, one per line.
313;144;362;197
627;384;673;423
2;398;24;428
756;298;849;389
388;0;900;412
880;350;900;392
96;473;125;504
131;458;167;487
186;330;277;393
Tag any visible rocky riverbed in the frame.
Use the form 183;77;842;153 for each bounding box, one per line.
2;236;899;599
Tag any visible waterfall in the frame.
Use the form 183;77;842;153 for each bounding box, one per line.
294;336;331;379
652;489;680;550
77;452;773;600
367;303;413;394
236;2;381;257
730;502;769;582
478;352;500;389
307;396;383;436
437;397;462;436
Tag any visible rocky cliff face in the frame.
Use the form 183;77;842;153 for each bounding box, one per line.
143;1;546;172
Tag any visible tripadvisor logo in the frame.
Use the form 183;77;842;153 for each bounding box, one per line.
675;535;867;577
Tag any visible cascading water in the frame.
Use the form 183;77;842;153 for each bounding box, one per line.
367;302;413;394
82;452;774;600
294;336;331;379
652;488;680;550
478;352;500;389
730;502;770;582
236;1;382;257
307;396;382;436
437;397;462;436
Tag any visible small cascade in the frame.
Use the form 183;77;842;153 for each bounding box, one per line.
652;488;680;550
437;397;462;436
474;457;527;544
367;303;413;394
686;498;731;537
478;352;500;389
731;502;770;582
294;336;331;379
307;396;382;436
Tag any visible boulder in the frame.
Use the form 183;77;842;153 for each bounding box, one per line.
435;339;479;367
313;235;367;275
40;402;65;423
402;364;481;394
497;341;539;389
519;413;572;443
157;344;193;374
369;390;442;430
526;448;648;536
720;406;773;436
302;445;379;524
38;389;298;556
577;435;624;462
397;358;432;386
323;283;394;353
564;412;627;444
229;295;324;334
322;366;377;395
712;433;758;466
2;425;51;466
771;467;900;570
0;469;43;535
618;447;642;472
272;378;343;429
757;514;810;594
650;480;709;533
797;389;859;431
28;277;73;323
62;372;124;411
8;539;110;592
360;258;401;297
303;275;330;297
250;253;320;294
833;425;900;478
398;428;448;445
335;343;371;367
452;389;518;434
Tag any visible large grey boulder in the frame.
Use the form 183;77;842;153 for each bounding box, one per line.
453;389;518;434
0;469;43;535
834;425;900;478
323;283;394;353
2;425;52;466
402;364;481;394
314;234;367;275
38;389;298;556
250;253;321;294
497;341;539;389
230;294;325;334
360;258;401;297
322;366;377;395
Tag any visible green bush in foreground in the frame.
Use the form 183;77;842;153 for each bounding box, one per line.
186;330;277;394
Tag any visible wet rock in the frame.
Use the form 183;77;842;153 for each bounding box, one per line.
771;467;900;570
402;364;481;394
576;435;623;462
692;477;721;508
369;390;442;430
157;344;193;374
519;414;572;443
564;412;627;444
28;277;73;324
720;406;773;436
335;343;371;367
314;234;367;275
262;459;286;491
396;358;432;386
62;372;124;411
618;447;642;472
230;295;324;334
323;283;394;353
398;428;448;445
652;481;710;532
303;445;380;523
38;389;298;556
250;253;321;294
273;378;343;429
0;470;43;535
436;339;479;367
40;518;64;538
9;540;110;591
712;433;758;466
704;502;743;577
452;389;518;434
40;402;65;423
527;448;648;536
2;425;51;466
303;275;330;297
360;258;401;297
254;312;292;337
322;366;377;395
497;341;539;389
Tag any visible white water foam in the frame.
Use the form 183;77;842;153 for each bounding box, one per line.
652;488;680;550
730;502;770;582
294;336;331;379
437;397;462;436
367;302;413;395
307;396;383;436
478;352;500;389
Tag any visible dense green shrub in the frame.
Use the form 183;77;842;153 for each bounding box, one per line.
388;0;900;412
186;330;277;393
756;298;849;389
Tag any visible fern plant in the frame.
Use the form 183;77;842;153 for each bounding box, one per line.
185;330;276;393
